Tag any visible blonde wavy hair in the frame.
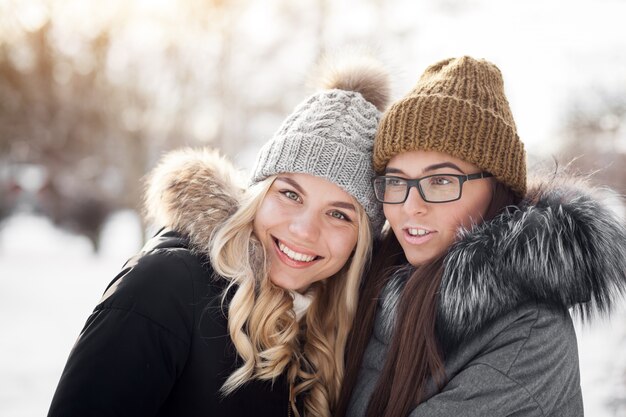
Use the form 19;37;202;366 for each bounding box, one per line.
209;175;372;417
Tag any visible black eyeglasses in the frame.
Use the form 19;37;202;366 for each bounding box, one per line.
372;172;493;204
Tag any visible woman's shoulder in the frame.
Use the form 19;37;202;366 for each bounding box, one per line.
490;303;581;413
433;303;581;416
446;303;577;363
94;229;226;326
475;302;578;361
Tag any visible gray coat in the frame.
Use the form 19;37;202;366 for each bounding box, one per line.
347;177;626;417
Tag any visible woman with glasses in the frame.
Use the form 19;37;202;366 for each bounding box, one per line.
48;59;389;417
336;56;626;417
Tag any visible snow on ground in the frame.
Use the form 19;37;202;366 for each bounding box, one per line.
0;213;624;416
0;212;142;417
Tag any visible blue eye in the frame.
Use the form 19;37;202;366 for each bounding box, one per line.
281;190;301;202
329;210;351;222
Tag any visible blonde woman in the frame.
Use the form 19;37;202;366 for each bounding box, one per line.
48;59;389;417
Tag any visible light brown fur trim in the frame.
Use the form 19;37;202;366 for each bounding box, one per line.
144;148;245;252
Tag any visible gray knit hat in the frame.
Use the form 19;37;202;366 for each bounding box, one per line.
252;58;390;234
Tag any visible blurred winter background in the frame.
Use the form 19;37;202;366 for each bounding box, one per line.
0;0;625;415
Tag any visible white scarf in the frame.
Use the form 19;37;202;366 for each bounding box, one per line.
290;290;314;321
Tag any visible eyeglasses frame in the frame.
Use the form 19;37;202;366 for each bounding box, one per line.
372;172;494;204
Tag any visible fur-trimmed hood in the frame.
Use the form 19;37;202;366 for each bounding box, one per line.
438;176;626;347
144;148;245;257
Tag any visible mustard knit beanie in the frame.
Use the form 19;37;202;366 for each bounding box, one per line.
373;56;527;197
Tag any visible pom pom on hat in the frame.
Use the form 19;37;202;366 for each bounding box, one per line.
317;55;391;112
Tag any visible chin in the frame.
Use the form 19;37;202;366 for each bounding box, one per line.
406;249;441;267
269;274;299;291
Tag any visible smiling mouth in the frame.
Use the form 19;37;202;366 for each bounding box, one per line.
272;237;322;264
406;227;434;236
401;227;437;245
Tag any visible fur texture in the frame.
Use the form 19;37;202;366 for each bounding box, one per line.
438;175;626;347
317;55;391;112
378;264;414;337
144;148;245;256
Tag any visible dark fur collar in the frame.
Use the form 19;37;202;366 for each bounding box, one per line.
438;176;626;347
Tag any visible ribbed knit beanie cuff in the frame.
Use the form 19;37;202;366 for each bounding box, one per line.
373;56;527;197
252;130;383;230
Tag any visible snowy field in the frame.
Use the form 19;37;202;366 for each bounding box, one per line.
0;212;624;417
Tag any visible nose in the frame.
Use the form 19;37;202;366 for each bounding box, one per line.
402;186;428;215
288;211;321;243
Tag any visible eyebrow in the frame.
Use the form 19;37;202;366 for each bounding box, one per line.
276;176;306;195
385;162;466;175
331;201;357;212
276;176;356;212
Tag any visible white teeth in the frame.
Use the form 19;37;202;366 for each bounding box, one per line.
408;228;431;236
278;241;316;262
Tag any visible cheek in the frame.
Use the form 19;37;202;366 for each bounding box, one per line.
253;196;281;236
327;228;358;262
383;205;402;229
446;198;490;231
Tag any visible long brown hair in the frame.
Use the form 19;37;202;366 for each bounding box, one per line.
336;181;521;417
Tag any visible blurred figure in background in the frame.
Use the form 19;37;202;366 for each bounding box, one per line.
0;178;21;226
36;177;115;251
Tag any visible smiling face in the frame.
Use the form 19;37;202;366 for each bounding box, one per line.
253;173;360;293
383;150;493;266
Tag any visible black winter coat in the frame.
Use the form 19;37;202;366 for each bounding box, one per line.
49;149;294;417
48;230;291;417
